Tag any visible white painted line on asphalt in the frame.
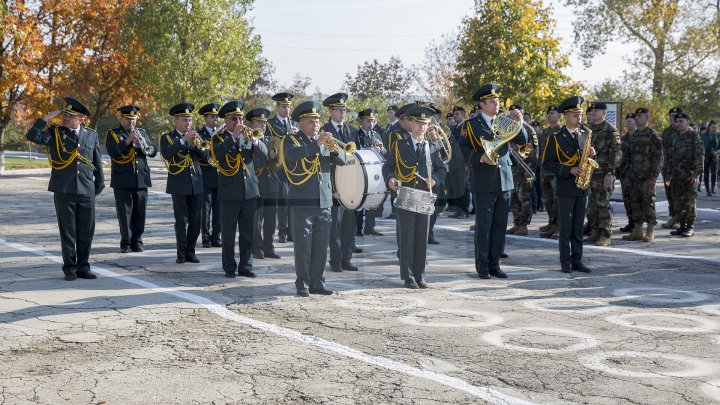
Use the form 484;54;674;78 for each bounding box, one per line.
700;380;720;402
0;238;534;405
581;351;718;378
481;327;599;354
425;223;720;265
605;313;718;333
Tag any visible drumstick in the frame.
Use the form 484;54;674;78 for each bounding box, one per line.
414;173;434;190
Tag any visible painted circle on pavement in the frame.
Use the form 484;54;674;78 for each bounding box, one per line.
605;313;718;333
581;351;717;378
612;287;710;305
399;309;504;328
481;327;599;354
523;298;612;314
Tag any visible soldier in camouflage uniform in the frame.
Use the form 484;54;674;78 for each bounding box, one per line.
621;107;663;242
507;104;538;236
584;102;622;246
538;106;561;238
618;113;637;233
667;112;704;237
660;107;682;229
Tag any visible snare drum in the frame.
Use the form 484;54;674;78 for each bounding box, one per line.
333;149;387;210
395;185;436;215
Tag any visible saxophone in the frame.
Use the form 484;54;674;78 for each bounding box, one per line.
575;123;599;190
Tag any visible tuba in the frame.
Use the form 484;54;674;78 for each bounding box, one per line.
482;111;523;164
428;118;452;164
575;124;598;190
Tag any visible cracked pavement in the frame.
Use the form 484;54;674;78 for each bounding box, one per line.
0;173;719;404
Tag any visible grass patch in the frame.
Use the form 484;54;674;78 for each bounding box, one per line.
3;157;50;170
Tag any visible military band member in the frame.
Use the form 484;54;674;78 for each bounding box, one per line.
667;112;704;237
267;92;295;243
661;107;683;229
621;108;663;242
160;103;205;264
322;92;361;272
507;103;538;236
542;96;595;273
357;108;386;236
383;105;401;220
249;107;282;259
538;106;561;238
459;84;528;279
447;106;470;218
618;113;637;233
105;105;157;253
283;101;347;296
197;102;222;248
383;106;447;288
25;97;105;280
584;102;622;246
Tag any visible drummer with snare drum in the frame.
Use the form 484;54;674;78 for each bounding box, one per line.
382;106;447;289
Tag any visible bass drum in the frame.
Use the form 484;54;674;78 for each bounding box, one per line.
332;149;387;210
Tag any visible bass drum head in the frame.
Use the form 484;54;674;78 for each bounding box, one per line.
333;149;386;210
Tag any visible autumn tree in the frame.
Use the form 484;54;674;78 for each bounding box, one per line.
344;56;416;103
417;33;460;114
453;0;583;115
567;0;720;102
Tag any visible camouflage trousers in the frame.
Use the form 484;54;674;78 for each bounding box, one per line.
587;173;614;237
664;181;675;217
540;171;557;225
511;173;534;226
670;178;698;223
620;177;632;220
628;178;657;225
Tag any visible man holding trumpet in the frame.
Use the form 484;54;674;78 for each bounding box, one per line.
160;103;205;264
105;105;157;253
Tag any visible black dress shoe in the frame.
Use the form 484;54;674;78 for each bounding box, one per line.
297;289;310;297
185;255;200;263
131;245;144;252
427;235;440;244
76;270;98;279
353;247;363;253
416;278;429;289
561;267;572;273
202;241;211;248
264;250;281;259
64;272;77;281
477;272;490;279
120;246;131;253
252;250;265;259
211;240;222;248
224;272;236;278
238;269;257;278
309;287;334;295
278;234;287;243
330;263;342;272
364;228;384;236
404;279;419;289
176;256;186;264
572;263;592;273
489;268;508;278
500;252;509;259
341;261;358;271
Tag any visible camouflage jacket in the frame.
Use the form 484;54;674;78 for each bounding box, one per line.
668;130;704;179
511;122;539;174
661;125;678;177
617;130;634;178
621;127;663;181
588;120;622;175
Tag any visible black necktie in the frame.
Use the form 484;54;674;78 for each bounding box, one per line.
416;142;424;160
284;118;289;132
337;125;343;138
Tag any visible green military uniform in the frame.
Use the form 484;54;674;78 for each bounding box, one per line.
509;119;539;235
661;107;682;225
212;101;268;278
160;103;205;263
283;101;347;295
621;108;663;242
668;114;704;236
618;113;636;232
197;103;222;247
586;105;622;243
382;106;447;288
105;105;157;253
538;118;561;238
25;97;105;280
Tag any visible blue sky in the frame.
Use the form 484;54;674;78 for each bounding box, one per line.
247;0;634;94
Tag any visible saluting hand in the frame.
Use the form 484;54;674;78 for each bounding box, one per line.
43;110;61;122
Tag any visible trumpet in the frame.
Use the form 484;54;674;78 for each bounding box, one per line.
242;127;265;142
186;129;209;151
129;129;155;155
324;135;356;154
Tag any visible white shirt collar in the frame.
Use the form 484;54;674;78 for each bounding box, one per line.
479;111;494;127
330;119;343;130
411;136;425;149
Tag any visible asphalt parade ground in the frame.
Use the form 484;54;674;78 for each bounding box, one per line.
1;170;720;404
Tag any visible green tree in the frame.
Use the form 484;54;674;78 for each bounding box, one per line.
131;0;263;110
344;56;416;103
453;0;583;115
567;0;720;102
